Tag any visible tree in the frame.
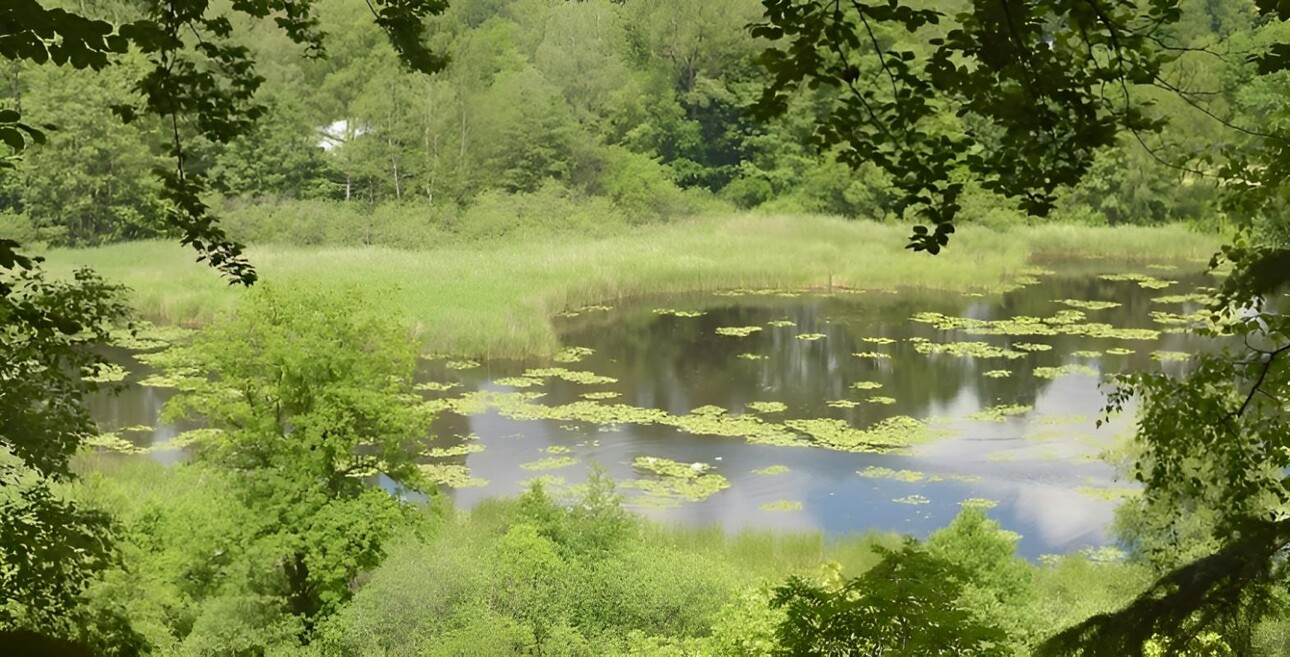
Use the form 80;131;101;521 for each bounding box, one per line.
0;257;138;650
157;284;432;636
771;540;1011;657
751;1;1290;653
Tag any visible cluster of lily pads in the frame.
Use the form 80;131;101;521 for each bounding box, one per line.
423;390;935;453
621;456;731;507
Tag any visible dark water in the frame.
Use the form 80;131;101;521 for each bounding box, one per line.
92;262;1212;558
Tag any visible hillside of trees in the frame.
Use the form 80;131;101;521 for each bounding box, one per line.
0;0;1255;251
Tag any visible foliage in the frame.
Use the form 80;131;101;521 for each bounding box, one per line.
157;284;430;633
0;256;131;644
771;540;1011;656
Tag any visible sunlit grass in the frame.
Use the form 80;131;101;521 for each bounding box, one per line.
43;214;1221;357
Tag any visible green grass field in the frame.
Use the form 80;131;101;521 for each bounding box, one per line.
43;214;1221;357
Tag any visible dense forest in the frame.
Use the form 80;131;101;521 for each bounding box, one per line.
0;0;1258;251
10;0;1290;656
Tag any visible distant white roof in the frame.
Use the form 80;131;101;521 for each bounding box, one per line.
318;119;370;151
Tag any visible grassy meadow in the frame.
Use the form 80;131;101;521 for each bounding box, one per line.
46;214;1221;357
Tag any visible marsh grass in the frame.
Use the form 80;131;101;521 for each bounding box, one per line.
44;215;1220;357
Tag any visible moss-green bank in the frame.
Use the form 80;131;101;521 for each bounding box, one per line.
44;215;1219;357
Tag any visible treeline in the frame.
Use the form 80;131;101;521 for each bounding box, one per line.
0;0;1253;249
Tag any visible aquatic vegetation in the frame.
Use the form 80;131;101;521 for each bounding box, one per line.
746;401;788;414
859;466;924;482
911;310;1159;340
737;353;768;360
1151;351;1191;362
760;500;803;512
827;400;861;408
419;463;488;488
520;456;579;471
653;308;705;318
544;445;572;454
785;415;929;451
1071;350;1103;358
1056;299;1121;311
690;405;727;416
553;346;595;363
581;391;620;400
983;370;1012;378
1105;347;1135;356
625;457;731;502
852;351;891;359
862;336;897;345
716;326;763;337
494;376;545;388
445;359;481;370
1149;310;1206;327
422;443;486;458
913;340;1025;359
110;322;195;351
795;332;826;341
850;381;883;390
82;363;129;383
926;473;983;483
523;368;618;385
1076;486;1139;500
753;465;790;476
414;381;460;392
966;404;1033;422
867;396;897;405
1151;293;1213;304
1146;264;1178;271
960;498;999;509
1033;364;1099;379
85;432;147;454
767;319;797;327
892;495;930;505
1012;342;1052;352
1098;273;1175;289
118;425;153;433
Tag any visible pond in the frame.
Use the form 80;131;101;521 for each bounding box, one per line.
89;261;1214;558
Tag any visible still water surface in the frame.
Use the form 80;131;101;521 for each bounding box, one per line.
91;262;1212;558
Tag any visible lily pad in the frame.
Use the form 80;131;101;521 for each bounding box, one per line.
892;495;930;505
520;456;579;471
866;396;896;405
445;360;480;370
767;320;797;327
859;466;924;482
760;500;803;512
983;370;1012;378
852;351;891;359
737;353;768;360
753;465;790;476
795;333;826;341
716;326;763;337
1033;364;1099;379
654;309;705;318
746;401;788;414
966;404;1033;422
553;347;595;363
419;463;488;488
414;381;460;392
581;391;620;400
850;381;883;390
1056;299;1122;311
